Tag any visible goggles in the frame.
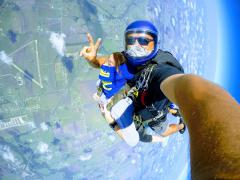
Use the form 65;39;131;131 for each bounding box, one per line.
126;36;153;46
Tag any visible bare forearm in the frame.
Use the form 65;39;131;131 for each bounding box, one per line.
87;60;100;68
161;74;240;179
87;56;107;68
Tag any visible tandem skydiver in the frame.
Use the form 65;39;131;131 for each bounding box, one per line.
80;20;240;179
91;49;185;145
81;21;186;144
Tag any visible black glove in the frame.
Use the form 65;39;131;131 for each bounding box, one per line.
172;108;181;117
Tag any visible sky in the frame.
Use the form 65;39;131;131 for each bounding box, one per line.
216;0;240;102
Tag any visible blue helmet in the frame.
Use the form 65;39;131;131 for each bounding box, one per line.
124;20;158;66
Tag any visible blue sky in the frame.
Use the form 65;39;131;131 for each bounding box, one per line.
216;0;240;102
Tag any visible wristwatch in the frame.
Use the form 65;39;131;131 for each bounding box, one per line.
109;121;117;130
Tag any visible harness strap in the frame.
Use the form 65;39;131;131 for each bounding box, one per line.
133;108;167;127
136;64;156;91
106;84;131;111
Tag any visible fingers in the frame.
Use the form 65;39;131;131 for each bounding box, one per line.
95;38;102;51
87;33;94;48
80;33;100;61
80;46;91;57
80;46;88;57
86;33;101;51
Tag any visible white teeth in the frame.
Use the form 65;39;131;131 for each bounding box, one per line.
126;45;152;58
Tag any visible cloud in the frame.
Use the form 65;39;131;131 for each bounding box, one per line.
0;146;15;163
40;122;48;131
37;142;49;154
0;51;13;65
79;153;92;161
49;32;66;57
3;150;15;163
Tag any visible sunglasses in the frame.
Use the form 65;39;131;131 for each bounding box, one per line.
126;36;153;46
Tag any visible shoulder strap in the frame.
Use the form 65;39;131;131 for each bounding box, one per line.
135;64;156;91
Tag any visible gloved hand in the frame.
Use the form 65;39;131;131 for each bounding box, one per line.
172;108;181;117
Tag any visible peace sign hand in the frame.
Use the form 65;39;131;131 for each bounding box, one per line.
80;33;101;62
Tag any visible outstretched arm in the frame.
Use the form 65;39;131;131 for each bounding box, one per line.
160;74;240;179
